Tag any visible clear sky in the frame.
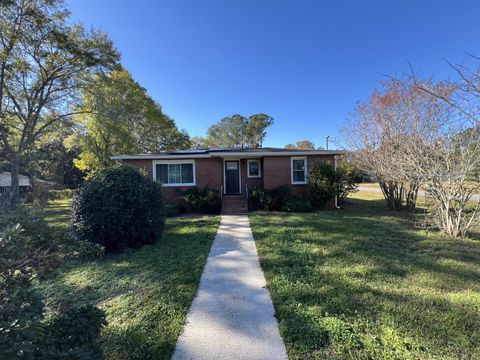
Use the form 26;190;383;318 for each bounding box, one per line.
66;0;480;149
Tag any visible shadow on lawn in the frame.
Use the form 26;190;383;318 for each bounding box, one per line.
41;216;219;360
250;199;480;358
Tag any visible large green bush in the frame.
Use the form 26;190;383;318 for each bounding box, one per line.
307;161;359;209
72;165;165;253
307;161;339;209
179;187;221;214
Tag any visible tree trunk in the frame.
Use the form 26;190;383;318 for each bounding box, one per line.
405;182;419;212
380;181;401;210
9;154;20;208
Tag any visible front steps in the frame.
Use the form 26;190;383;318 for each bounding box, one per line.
222;195;248;215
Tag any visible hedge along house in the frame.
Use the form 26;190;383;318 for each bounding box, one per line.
111;148;345;214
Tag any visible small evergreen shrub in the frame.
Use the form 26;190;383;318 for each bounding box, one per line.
165;203;181;217
251;185;292;211
179;187;221;214
72;165;165;253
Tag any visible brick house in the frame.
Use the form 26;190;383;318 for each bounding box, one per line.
112;148;344;213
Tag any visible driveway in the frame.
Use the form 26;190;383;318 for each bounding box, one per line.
173;214;287;360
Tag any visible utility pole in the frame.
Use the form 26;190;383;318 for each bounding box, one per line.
326;135;330;150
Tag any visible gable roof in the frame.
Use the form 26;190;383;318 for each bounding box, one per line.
111;147;346;160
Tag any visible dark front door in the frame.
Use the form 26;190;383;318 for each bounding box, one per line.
225;161;240;194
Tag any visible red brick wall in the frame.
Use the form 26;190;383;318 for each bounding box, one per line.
123;158;223;204
123;155;336;208
263;155;336;197
239;159;263;194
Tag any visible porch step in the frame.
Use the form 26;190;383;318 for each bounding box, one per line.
222;196;248;215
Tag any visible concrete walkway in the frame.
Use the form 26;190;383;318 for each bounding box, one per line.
173;215;287;360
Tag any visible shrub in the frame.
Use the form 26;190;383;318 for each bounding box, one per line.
42;305;107;359
165;203;181;217
0;225;107;360
49;189;76;200
281;197;313;212
307;161;339;209
72;165;165;253
179;187;221;214
251;185;292;211
336;158;360;205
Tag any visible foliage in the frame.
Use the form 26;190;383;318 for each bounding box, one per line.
0;217;106;359
342;79;446;211
335;157;360;205
40;305;107;360
250;192;480;359
72;165;165;253
281;197;313;212
41;216;220;360
49;189;77;201
285;140;316;150
0;0;119;205
251;185;291;211
22;125;85;188
179;187;221;214
74;68;190;175
307;162;339;209
165;203;182;217
198;113;274;148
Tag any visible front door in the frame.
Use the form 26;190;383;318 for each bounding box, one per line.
225;161;240;194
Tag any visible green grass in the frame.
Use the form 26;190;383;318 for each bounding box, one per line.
42;198;72;230
40;200;220;360
250;192;480;359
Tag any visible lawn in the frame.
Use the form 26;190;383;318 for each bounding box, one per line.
250;192;480;359
40;200;220;360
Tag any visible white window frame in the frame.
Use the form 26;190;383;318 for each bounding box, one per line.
152;159;196;187
247;159;261;178
291;157;307;184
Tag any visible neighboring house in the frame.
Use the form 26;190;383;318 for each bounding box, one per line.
0;172;32;193
0;172;58;194
112;148;345;212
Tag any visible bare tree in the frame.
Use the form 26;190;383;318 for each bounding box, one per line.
0;0;118;206
342;80;442;210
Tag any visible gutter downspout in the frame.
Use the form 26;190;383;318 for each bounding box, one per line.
334;155;341;209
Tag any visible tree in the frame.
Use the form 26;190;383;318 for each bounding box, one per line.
285;140;316;150
206;113;273;148
22;123;85;187
73;68;190;175
0;0;119;206
400;126;480;237
342;79;448;211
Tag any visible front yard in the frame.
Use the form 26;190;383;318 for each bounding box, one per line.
40;200;219;360
250;192;480;359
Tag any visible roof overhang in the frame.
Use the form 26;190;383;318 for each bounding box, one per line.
111;150;347;161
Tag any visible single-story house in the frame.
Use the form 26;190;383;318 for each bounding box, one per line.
112;148;345;213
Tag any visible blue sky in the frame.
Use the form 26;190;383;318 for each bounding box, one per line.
67;0;480;149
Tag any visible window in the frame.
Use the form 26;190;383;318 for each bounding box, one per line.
291;157;307;184
154;160;195;186
247;159;261;178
